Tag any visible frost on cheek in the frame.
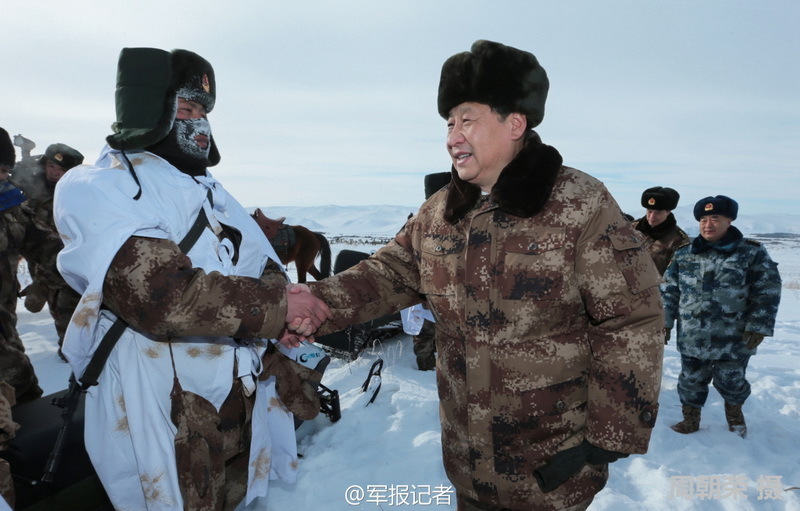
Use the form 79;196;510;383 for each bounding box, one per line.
174;118;212;159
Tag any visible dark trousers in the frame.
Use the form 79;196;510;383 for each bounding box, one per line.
677;355;751;408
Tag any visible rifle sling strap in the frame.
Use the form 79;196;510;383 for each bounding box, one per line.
79;194;212;389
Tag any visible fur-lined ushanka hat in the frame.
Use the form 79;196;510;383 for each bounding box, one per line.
693;195;738;220
641;186;679;210
437;40;549;127
106;47;219;165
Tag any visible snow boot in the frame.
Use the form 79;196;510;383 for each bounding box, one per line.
725;402;747;438
671;405;701;434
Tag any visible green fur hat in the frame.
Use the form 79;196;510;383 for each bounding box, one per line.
40;143;84;170
437;40;549;128
106;47;220;165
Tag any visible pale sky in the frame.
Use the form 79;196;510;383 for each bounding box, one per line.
5;0;798;216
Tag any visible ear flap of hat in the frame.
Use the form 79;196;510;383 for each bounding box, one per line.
438;40;548;127
106;48;175;151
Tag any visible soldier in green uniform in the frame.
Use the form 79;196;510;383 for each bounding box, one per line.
11;143;84;357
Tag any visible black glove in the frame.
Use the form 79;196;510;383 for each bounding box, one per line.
534;441;592;493
664;328;671;345
587;445;629;465
534;441;629;493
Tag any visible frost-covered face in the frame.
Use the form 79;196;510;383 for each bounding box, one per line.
173;117;211;161
147;97;214;175
174;98;211;160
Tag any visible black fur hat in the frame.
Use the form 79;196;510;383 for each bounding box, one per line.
437;40;549;127
40;143;84;170
106;48;220;165
0;128;14;167
694;195;738;220
641;186;679;210
424;172;451;199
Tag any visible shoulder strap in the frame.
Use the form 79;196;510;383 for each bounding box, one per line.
79;192;213;389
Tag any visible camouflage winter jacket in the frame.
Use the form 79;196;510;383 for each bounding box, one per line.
633;214;689;275
0;186;62;402
310;136;664;510
661;226;781;360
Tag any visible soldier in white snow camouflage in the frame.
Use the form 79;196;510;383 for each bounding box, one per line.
662;195;781;437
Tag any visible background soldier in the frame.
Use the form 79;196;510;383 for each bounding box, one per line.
11;143;84;358
632;186;689;275
1;128;68;403
663;195;781;437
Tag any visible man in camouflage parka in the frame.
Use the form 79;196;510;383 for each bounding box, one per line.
308;41;664;511
662;195;781;438
11;143;84;355
632;186;689;275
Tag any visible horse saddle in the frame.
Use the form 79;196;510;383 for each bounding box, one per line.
252;208;295;257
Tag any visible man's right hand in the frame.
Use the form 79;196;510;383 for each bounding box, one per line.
664;328;671;345
285;284;331;337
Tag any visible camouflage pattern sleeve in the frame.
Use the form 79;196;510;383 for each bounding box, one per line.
103;236;289;340
309;228;423;335
744;243;782;335
11;206;64;287
576;194;665;454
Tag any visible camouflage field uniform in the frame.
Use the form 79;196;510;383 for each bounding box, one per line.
310;136;664;510
632;213;689;275
11;158;81;347
0;191;66;403
661;226;781;407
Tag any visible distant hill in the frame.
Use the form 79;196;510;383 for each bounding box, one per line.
253;204;416;237
257;204;800;238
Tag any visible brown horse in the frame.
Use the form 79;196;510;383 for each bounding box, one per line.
251;208;332;283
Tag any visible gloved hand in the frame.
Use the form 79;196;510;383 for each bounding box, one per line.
743;331;765;350
664;328;671;345
534;441;592;493
20;281;48;313
534;441;629;493
587;445;629;465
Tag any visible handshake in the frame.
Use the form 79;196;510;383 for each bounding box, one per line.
279;283;332;348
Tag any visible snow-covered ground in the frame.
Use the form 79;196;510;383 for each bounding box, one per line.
16;206;800;510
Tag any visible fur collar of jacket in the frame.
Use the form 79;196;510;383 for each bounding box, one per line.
444;131;563;224
691;225;744;254
635;213;678;240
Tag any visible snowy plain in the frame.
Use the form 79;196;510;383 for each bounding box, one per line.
17;204;800;511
